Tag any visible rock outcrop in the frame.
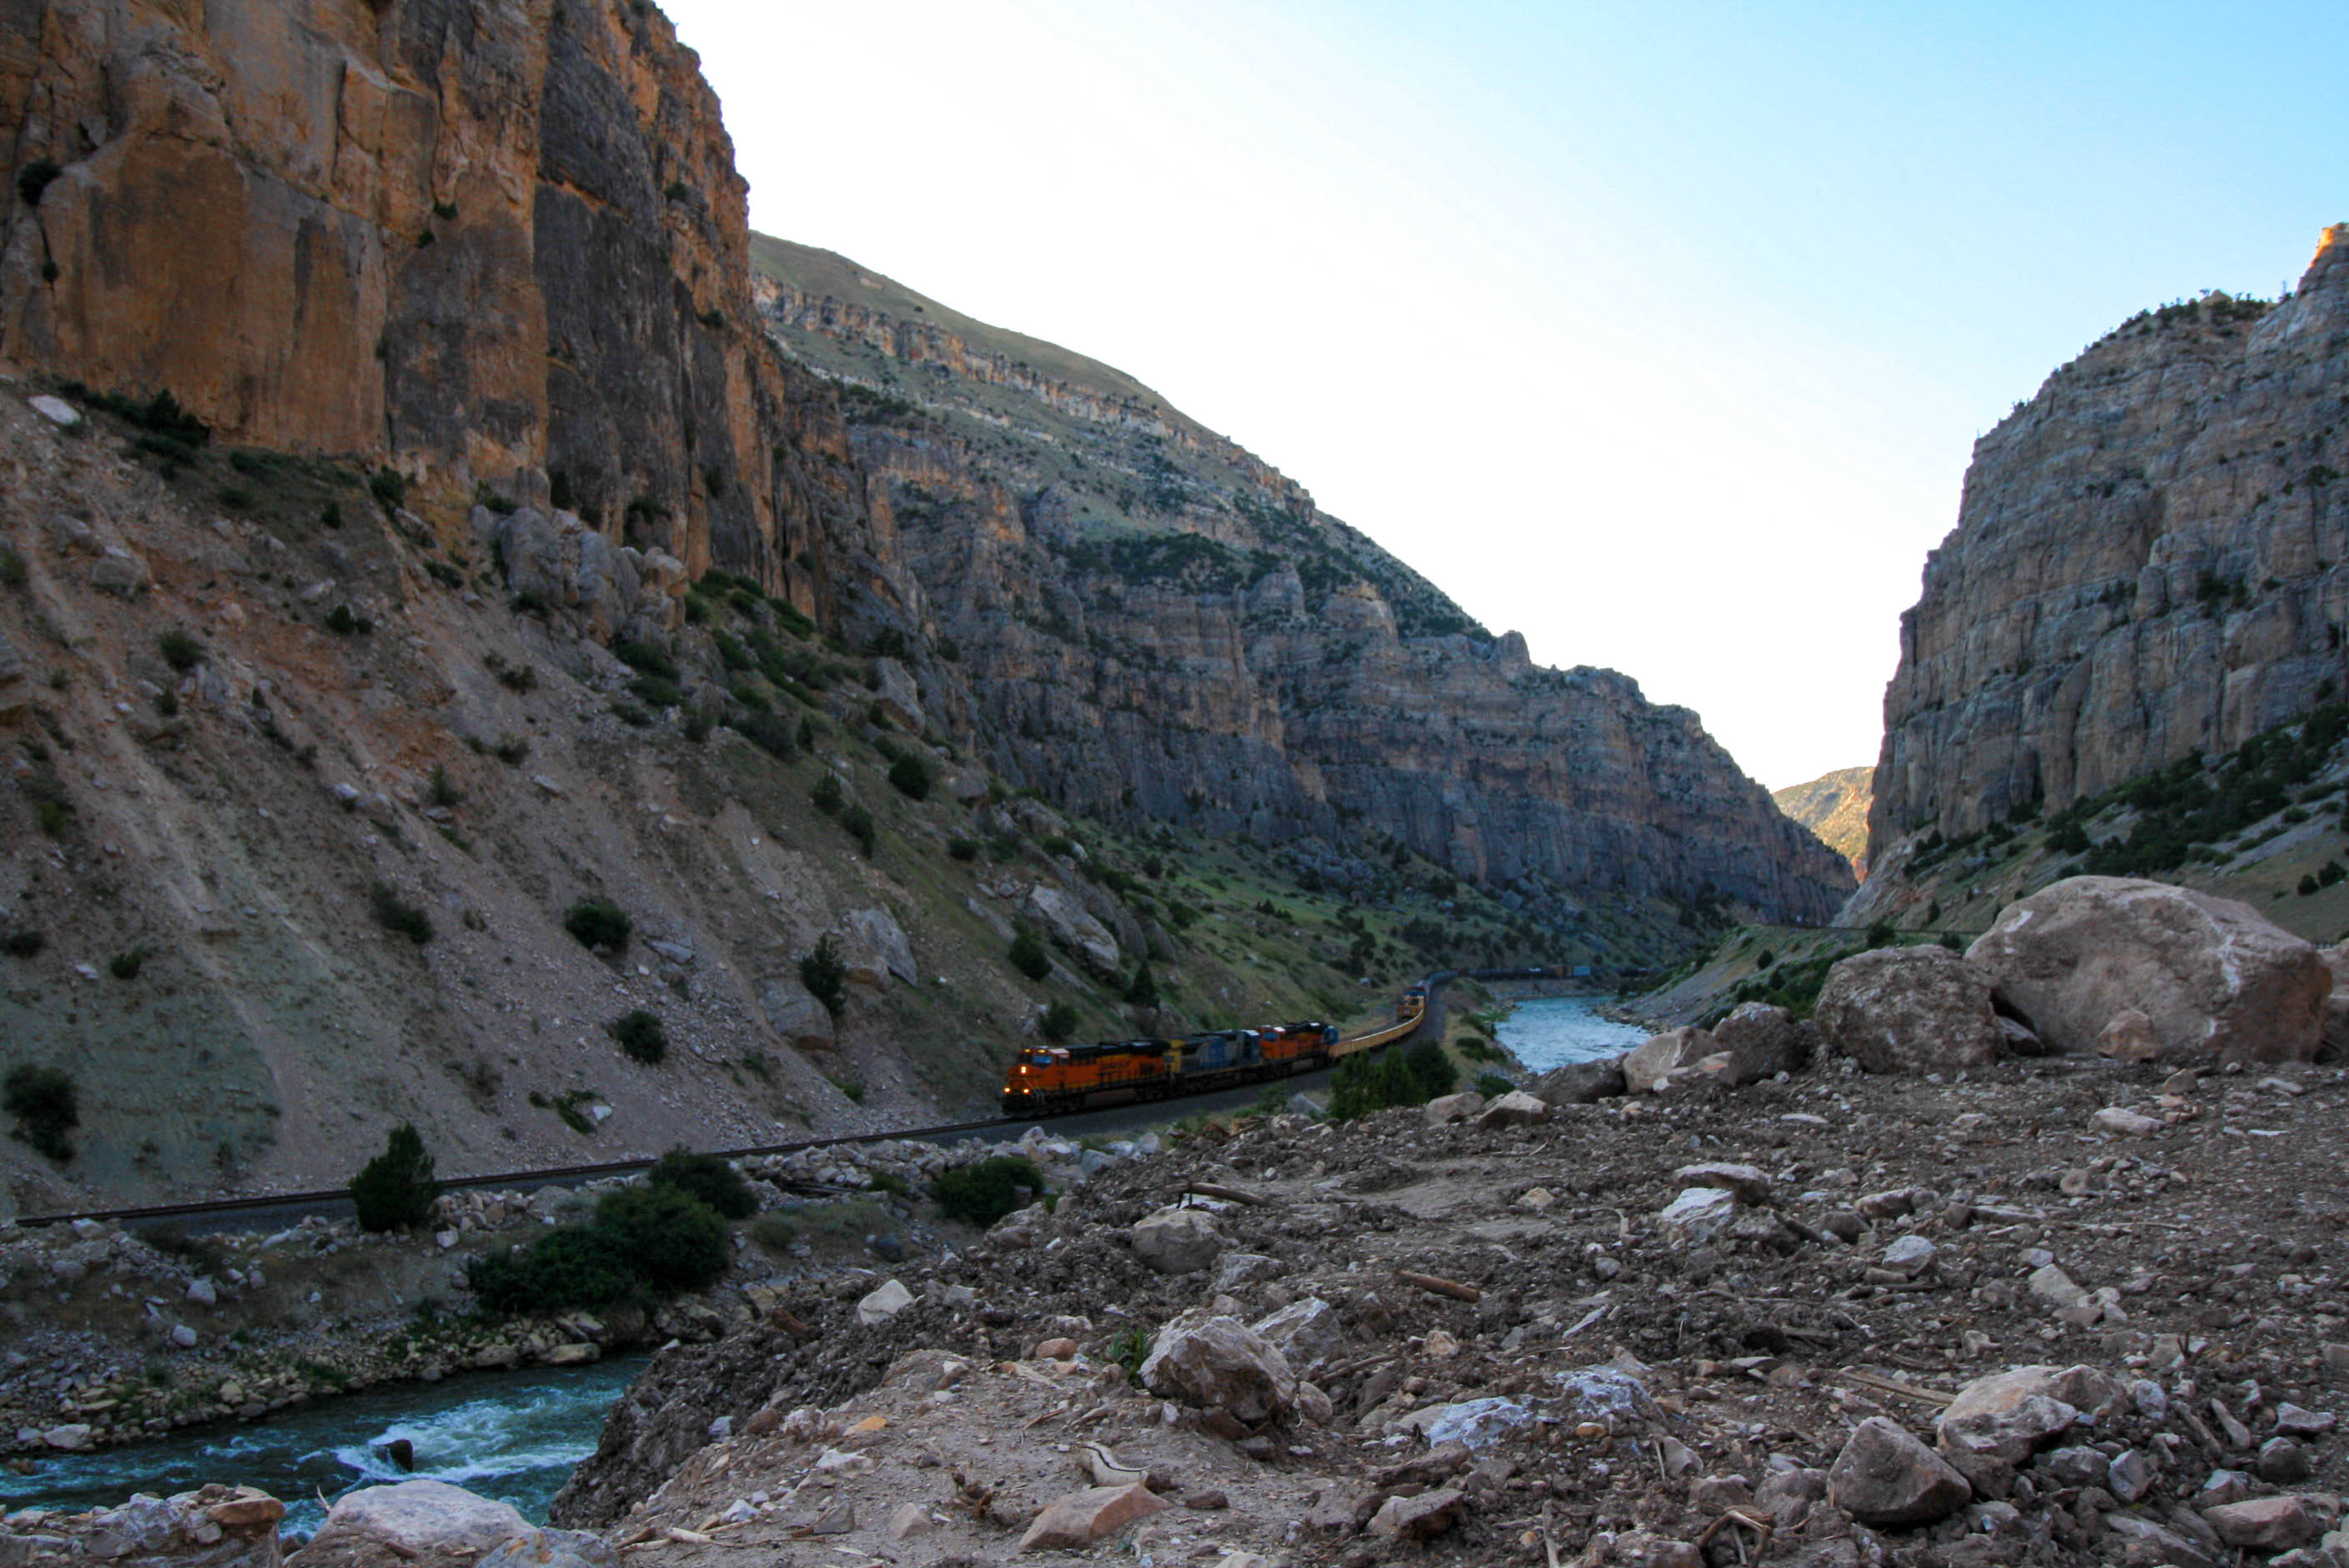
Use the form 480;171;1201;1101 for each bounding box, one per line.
1773;766;1873;878
0;0;842;595
1869;226;2349;859
1965;876;2328;1064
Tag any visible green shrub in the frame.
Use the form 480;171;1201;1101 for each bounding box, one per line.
948;837;979;862
592;1183;731;1294
320;500;344;530
108;948;144;981
370;882;433;944
751;1213;798;1252
839;803;875;855
612;639;678;681
158;629;203;671
324;603;369;636
1039;1001;1078;1043
811;773;843;816
1;930;43;958
799;935;847;1017
564;899;631;952
427;764;462;808
1008;931;1050;980
1472;1072;1515;1098
3;1064;78;1161
646;1145;756;1219
1328;1042;1460;1120
0;547;23;587
494;662;537;692
369;467;406;509
933;1155;1045;1228
350;1123;440;1232
869;1170;912;1199
887;753;931;800
735;709;797;761
609;1009;666;1064
1123;963;1159;1008
466;1225;634;1314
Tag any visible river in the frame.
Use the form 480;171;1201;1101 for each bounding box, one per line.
2;1355;646;1534
1494;993;1647;1070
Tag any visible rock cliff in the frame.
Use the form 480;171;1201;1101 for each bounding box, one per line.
752;239;1852;926
0;0;848;599
1869;224;2349;863
1773;766;1871;878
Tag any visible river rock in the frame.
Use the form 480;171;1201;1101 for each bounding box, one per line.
1966;877;2327;1064
1813;944;2004;1073
287;1479;531;1568
1828;1416;1972;1525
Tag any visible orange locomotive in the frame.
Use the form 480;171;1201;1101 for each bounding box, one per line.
1000;1020;1340;1116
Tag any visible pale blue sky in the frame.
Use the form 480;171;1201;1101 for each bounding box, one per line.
663;0;2345;788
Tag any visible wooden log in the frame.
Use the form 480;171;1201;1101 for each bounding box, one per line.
1395;1269;1481;1303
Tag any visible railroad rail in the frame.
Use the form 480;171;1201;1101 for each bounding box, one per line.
13;967;1545;1231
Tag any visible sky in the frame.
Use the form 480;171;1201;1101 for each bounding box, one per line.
660;0;2346;790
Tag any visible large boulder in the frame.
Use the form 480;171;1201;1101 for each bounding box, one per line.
758;976;835;1048
870;657;926;735
1139;1309;1296;1425
1021;885;1121;977
1708;1003;1806;1081
1966;877;2326;1065
832;907;918;989
1250;1296;1350;1374
1529;1058;1625;1104
1622;1027;1714;1093
1813;945;2003;1074
1129;1206;1226;1274
286;1480;529;1568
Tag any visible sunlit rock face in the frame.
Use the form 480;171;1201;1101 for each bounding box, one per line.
1871;225;2349;857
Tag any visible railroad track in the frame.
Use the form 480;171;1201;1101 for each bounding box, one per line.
12;966;1542;1230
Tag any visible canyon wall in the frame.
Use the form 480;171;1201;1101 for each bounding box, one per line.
0;0;850;596
1870;225;2349;859
753;244;1852;924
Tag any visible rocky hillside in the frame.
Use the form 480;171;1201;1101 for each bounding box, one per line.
1773;766;1872;877
1869;224;2349;882
752;238;1851;927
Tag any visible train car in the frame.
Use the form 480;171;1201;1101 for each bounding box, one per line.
1396;985;1427;1023
1259;1021;1339;1070
1000;1038;1176;1115
1178;1028;1263;1079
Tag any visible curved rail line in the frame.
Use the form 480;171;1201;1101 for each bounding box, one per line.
13;966;1550;1230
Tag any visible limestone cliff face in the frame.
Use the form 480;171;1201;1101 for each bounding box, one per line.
1773;767;1871;879
757;244;1852;925
1871;226;2349;860
0;0;843;596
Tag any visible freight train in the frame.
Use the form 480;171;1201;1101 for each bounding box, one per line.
996;967;1567;1116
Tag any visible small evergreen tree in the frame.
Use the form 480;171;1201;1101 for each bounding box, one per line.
646;1146;756;1219
3;1064;78;1161
800;935;848;1016
1123;962;1159;1008
1008;931;1050;980
350;1123;440;1232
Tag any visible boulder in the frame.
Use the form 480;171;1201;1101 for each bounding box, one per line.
1213;1253;1285;1291
1130;1206;1226;1274
2201;1496;2331;1553
1139;1310;1296;1424
870;657;925;734
1672;1163;1771;1203
2105;1514;2220;1568
758;977;835;1048
1938;1364;2126;1464
1529;1058;1625;1104
1250;1296;1349;1373
832;907;917;988
1966;876;2327;1064
286;1480;530;1568
2317;942;2349;1059
1709;1002;1806;1081
1368;1488;1464;1540
1021;885;1121;977
1813;944;2004;1073
1622;1027;1716;1093
1018;1484;1168;1552
1657;1187;1739;1244
1474;1090;1549;1128
1828;1416;1972;1525
1424;1091;1484;1127
855;1279;913;1324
